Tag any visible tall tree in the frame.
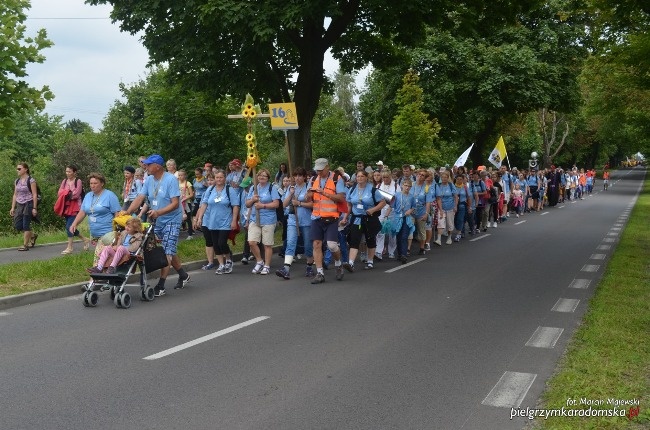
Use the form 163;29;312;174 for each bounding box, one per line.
87;0;530;170
0;0;53;135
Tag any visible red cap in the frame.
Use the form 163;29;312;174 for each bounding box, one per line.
230;159;242;167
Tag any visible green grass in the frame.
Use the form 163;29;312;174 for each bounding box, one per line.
0;225;89;248
532;176;650;429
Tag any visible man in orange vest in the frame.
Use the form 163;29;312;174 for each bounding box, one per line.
309;158;347;284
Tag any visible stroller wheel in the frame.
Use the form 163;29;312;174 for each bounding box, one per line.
141;286;155;302
82;291;90;307
114;292;122;308
119;293;132;309
88;291;99;307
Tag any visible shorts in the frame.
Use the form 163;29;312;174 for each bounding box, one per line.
248;223;275;246
13;201;34;232
438;209;455;231
155;222;181;256
310;217;340;243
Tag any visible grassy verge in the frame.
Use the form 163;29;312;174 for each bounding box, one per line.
532;176;649;429
0;229;259;297
0;225;91;248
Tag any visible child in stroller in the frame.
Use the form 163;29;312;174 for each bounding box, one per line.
87;217;144;274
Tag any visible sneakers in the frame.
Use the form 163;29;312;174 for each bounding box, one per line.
276;267;290;280
342;262;354;273
388;254;395;259
223;260;233;274
335;265;344;281
434;238;442;246
260;266;270;275
418;249;425;255
446;236;452;245
424;243;431;251
295;254;302;261
215;265;225;275
360;252;367;263
453;235;461;242
241;256;250;265
305;266;315;277
185;235;194;240
106;266;116;274
311;273;325;284
86;266;101;274
252;261;264;274
202;262;215;270
173;274;191;289
400;256;408;264
154;286;166;297
516;213;520;218
364;263;374;270
493;222;498;228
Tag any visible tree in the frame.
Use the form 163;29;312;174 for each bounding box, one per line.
65;119;93;134
0;0;53;135
387;69;441;166
87;0;530;170
538;108;570;168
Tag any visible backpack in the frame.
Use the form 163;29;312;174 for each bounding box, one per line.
16;175;42;204
75;178;86;200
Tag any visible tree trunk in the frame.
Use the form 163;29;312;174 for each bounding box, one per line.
470;118;498;168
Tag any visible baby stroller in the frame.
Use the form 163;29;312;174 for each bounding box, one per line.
82;217;167;309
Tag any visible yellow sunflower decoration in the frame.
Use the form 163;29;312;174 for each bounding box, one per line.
240;94;263;169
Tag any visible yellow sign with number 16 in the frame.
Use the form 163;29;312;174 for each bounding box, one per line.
269;103;299;130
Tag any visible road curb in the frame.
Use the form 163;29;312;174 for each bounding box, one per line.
0;256;238;311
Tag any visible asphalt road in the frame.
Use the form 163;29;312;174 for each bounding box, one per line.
0;167;644;430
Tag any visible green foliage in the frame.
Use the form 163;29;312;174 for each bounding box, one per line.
387;69;441;167
0;0;54;135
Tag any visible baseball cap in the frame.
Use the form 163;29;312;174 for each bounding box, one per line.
376;160;384;166
142;154;165;166
230;159;242;167
313;158;328;171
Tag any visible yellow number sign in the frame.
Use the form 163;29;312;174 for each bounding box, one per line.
269;102;299;130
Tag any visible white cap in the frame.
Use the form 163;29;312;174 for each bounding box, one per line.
376;160;384;165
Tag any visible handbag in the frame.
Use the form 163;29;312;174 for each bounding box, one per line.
144;245;169;273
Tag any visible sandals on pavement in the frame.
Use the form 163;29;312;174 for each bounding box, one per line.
30;234;38;248
18;246;29;251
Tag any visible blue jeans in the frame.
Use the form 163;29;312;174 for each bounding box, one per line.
454;204;467;232
285;225;313;258
65;214;81;238
396;218;410;257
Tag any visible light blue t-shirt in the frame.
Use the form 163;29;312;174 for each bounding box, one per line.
346;184;383;216
81;190;121;238
436;182;458;211
246;183;281;225
286;184;312;227
456;183;470;204
139;172;182;225
391;192;415;217
193;177;208;201
125;179;143;201
527;175;538;187
410;182;433;218
201;185;240;230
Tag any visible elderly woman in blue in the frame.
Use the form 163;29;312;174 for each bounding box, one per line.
435;170;459;245
69;172;121;266
195;170;240;274
245;168;281;275
340;169;386;271
391;178;415;264
275;167;315;280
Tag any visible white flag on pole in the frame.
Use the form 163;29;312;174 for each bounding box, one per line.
454;143;474;167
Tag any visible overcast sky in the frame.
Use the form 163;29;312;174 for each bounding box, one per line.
24;1;362;131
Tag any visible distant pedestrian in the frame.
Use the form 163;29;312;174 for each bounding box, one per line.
10;162;39;251
57;164;90;254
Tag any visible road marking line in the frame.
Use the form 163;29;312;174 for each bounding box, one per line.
526;326;564;348
590;254;606;260
581;264;600;272
0;312;12;316
541;211;549;216
482;371;537;408
514;220;526;225
558;205;565;208
607;232;618;236
603;238;616;243
143;316;270;360
551;298;580;313
611;227;622;230
569;279;591;289
597;245;611;250
384;258;426;273
469;234;491;241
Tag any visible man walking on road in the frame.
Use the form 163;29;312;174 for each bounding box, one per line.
308;158;347;284
122;154;190;296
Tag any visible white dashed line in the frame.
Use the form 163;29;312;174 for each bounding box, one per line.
597;245;611;250
143;316;270;360
551;298;580;313
581;265;600;272
569;279;591;289
590;254;606;260
0;312;12;316
384;258;426;273
526;326;564;348
482;372;537;408
514;220;526;225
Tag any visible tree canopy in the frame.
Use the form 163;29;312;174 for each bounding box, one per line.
0;0;53;135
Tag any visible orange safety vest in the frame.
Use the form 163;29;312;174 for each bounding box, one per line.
311;172;340;218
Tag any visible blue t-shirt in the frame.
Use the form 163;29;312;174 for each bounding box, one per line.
436;182;458;211
125;179;142;202
286;184;312;227
501;172;512;194
410;182;433;218
391;192;415;217
139;172;182;225
81;190;121;238
201;185;240;230
346;185;383;216
527;175;538;187
456;183;470;204
246;183;281;225
226;169;247;188
193;177;208;201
